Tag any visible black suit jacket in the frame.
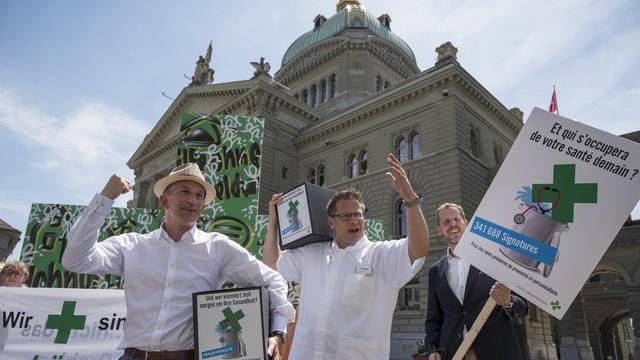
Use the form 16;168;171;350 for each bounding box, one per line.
424;255;527;360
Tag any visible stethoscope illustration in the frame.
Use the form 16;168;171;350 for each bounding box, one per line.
513;186;561;224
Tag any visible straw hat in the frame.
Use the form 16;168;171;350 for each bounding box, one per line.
153;163;216;204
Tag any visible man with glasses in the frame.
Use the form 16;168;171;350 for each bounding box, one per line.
424;203;527;360
263;154;429;359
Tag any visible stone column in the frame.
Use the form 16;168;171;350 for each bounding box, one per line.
135;180;150;208
628;286;640;359
556;293;595;360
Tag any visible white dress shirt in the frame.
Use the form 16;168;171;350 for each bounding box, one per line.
446;247;470;335
277;235;425;360
62;193;294;351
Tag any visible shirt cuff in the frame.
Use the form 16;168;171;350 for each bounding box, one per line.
91;193;115;216
270;314;288;334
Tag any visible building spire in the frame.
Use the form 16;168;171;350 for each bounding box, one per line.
337;0;361;12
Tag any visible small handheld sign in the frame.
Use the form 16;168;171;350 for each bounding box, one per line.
193;287;269;360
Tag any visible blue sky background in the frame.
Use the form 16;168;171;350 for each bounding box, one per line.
1;0;639;260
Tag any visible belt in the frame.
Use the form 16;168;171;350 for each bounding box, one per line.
123;348;195;360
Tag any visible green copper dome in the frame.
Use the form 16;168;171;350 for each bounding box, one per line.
281;5;416;67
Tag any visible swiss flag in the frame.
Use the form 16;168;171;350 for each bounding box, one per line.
549;88;558;114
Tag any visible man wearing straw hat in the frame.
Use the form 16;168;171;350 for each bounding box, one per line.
63;163;294;360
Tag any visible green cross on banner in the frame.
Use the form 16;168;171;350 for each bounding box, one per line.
219;307;245;332
288;200;300;215
46;301;87;344
532;164;598;223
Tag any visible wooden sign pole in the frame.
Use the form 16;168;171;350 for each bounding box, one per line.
451;297;497;360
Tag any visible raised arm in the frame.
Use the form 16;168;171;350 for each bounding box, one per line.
262;193;283;270
62;174;132;274
384;153;428;262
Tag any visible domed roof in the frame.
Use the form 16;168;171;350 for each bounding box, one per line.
281;3;416;67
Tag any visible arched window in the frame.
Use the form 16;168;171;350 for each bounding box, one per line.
307;168;316;184
470;127;481;157
384;81;390;89
409;132;420;160
349;154;358;179
376;76;382;92
329;74;336;98
310;84;317;107
294;93;299;100
302;89;308;105
396;136;408;163
588;271;624;283
317;165;325;186
359;150;368;175
320;79;327;103
397;200;407;237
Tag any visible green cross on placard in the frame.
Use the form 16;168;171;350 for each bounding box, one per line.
532;164;598;223
288;200;300;215
46;301;87;344
219;307;245;332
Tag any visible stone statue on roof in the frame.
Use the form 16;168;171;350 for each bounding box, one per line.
250;57;272;79
190;42;215;86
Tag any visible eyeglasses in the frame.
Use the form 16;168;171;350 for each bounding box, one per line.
2;270;24;277
330;212;364;221
439;216;464;226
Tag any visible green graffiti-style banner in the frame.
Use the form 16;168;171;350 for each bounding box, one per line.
22;203;163;289
365;219;384;242
177;113;264;256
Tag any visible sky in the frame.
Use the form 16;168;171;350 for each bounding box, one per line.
1;0;639;260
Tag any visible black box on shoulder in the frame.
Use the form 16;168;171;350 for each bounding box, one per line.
276;182;335;250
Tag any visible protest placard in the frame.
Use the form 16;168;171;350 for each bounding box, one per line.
456;107;640;319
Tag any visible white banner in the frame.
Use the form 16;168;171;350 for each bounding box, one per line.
0;287;125;359
456;108;640;319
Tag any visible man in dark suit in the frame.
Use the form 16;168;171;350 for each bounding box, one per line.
424;203;528;360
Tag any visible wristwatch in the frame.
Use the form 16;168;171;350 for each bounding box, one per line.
270;330;286;344
402;194;422;208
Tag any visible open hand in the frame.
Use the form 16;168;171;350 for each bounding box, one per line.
384;153;416;200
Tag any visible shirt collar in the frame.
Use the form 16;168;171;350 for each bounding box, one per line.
159;222;198;243
447;246;458;261
331;234;369;253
